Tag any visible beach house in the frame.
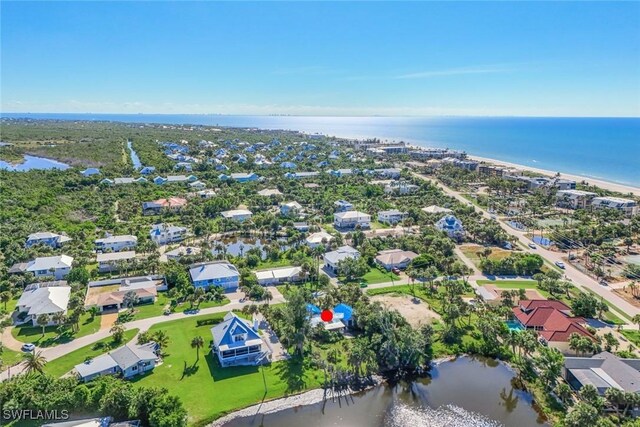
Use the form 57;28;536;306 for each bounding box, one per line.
375;249;418;271
255;266;305;285
280;201;303;216
189;261;240;290
142;197;188;215
334;211;371;229
591;196;638;217
149;224;187;245
323;246;360;273
556;190;598;210
10;255;74;280
96;251;136;273
25;232;72;249
377;209;408;225
305;231;335;248
211;312;271;367
16;282;71;326
95;235;137;252
220;209;253;222
435;215;464;239
74;342;158;382
334;200;354;212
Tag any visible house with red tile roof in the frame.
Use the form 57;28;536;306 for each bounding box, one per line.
142;197;188;215
512;299;595;353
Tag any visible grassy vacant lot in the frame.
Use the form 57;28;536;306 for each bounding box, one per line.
135;313;323;426
340;266;401;285
130;295;231;321
460;244;512;269
476;279;538;289
44;329;139;378
11;313;101;347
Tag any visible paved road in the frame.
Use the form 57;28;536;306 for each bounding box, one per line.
412;172;638;320
1;292;285;381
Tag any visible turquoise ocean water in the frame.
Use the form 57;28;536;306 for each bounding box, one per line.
2;114;639;186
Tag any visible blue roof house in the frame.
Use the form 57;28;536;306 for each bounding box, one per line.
189;261;240;291
211;312;271;367
435;215;465;240
280;162;297;169
140;166;156;175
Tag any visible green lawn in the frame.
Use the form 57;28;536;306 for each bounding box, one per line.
620;330;640;347
131;295;231;321
583;289;631;322
340;266;401;285
44;329;139;378
0;297;19;316
476;279;538;289
136;313;323;426
1;347;23;367
11;313;101;347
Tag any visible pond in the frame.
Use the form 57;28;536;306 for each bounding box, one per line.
211;237;292;259
127;140;142;169
0;155;70;171
223;356;546;427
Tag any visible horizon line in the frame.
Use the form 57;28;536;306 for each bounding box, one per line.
2;112;640;119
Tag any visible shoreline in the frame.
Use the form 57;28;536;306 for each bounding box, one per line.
467;154;640;197
208;377;382;427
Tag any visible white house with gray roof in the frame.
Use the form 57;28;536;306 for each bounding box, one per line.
10;255;74;280
25;232;72;249
563;351;640;397
95;235;137;252
149;224;187;245
211;312;270;367
323;246;360;273
16;283;71;326
189;261;240;290
74;342;158;382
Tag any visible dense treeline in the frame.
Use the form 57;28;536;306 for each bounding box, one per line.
0;374;187;426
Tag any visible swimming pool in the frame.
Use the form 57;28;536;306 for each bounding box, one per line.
505;320;524;331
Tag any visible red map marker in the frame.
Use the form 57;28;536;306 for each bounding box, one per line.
320;309;333;322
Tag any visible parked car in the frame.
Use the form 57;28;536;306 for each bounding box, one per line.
359;281;368;288
21;343;35;352
555;261;565;269
391;267;401;275
600;280;609;287
528;243;537;249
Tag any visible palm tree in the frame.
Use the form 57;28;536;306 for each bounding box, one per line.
0;291;11;311
633;314;640;331
23;350;47;374
153;330;170;354
191;336;204;362
36;314;50;336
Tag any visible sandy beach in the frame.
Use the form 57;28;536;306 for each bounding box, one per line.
468;155;640;197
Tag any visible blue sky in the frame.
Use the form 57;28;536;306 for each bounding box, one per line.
2;1;639;117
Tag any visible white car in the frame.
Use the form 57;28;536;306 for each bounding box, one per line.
21;343;36;352
555;261;565;269
528;243;537;249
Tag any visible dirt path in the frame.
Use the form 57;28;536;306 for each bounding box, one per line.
100;312;118;330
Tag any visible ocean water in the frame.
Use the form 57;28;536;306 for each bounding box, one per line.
2;113;639;186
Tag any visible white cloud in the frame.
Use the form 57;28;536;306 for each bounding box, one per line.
395;64;516;79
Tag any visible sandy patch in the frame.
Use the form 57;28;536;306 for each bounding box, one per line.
100;312;118;330
371;294;441;328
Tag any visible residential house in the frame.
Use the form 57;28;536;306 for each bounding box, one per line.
10;255;74;280
195;189;216;199
323;246;360;273
219;172;260;183
75;342;158;382
80;168;100;177
280;201;303;216
422;205;453;214
334;211;371;229
284;171;320;179
142;197;187;215
512;299;595;353
255;266;305;285
280;162;297;169
334;200;354;212
305;231;334;248
556;190;597;210
140;166;156;175
211;312;271;367
435;215;464;239
555;179;577;190
377;209;408;225
95;235;137;252
384;181;419;195
149;224;187;245
591;196;638;217
16;282;71;326
165;246;201;261
96;251;136;273
220;209;253;222
188;180;207;190
329;169;353;177
25;232;72;248
189;261;240;290
257;188;283;197
153;175;197;185
174;162;193;172
308;303;355;331
374;168;401;178
293;222;310;232
375;249;418;271
563;352;640;397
